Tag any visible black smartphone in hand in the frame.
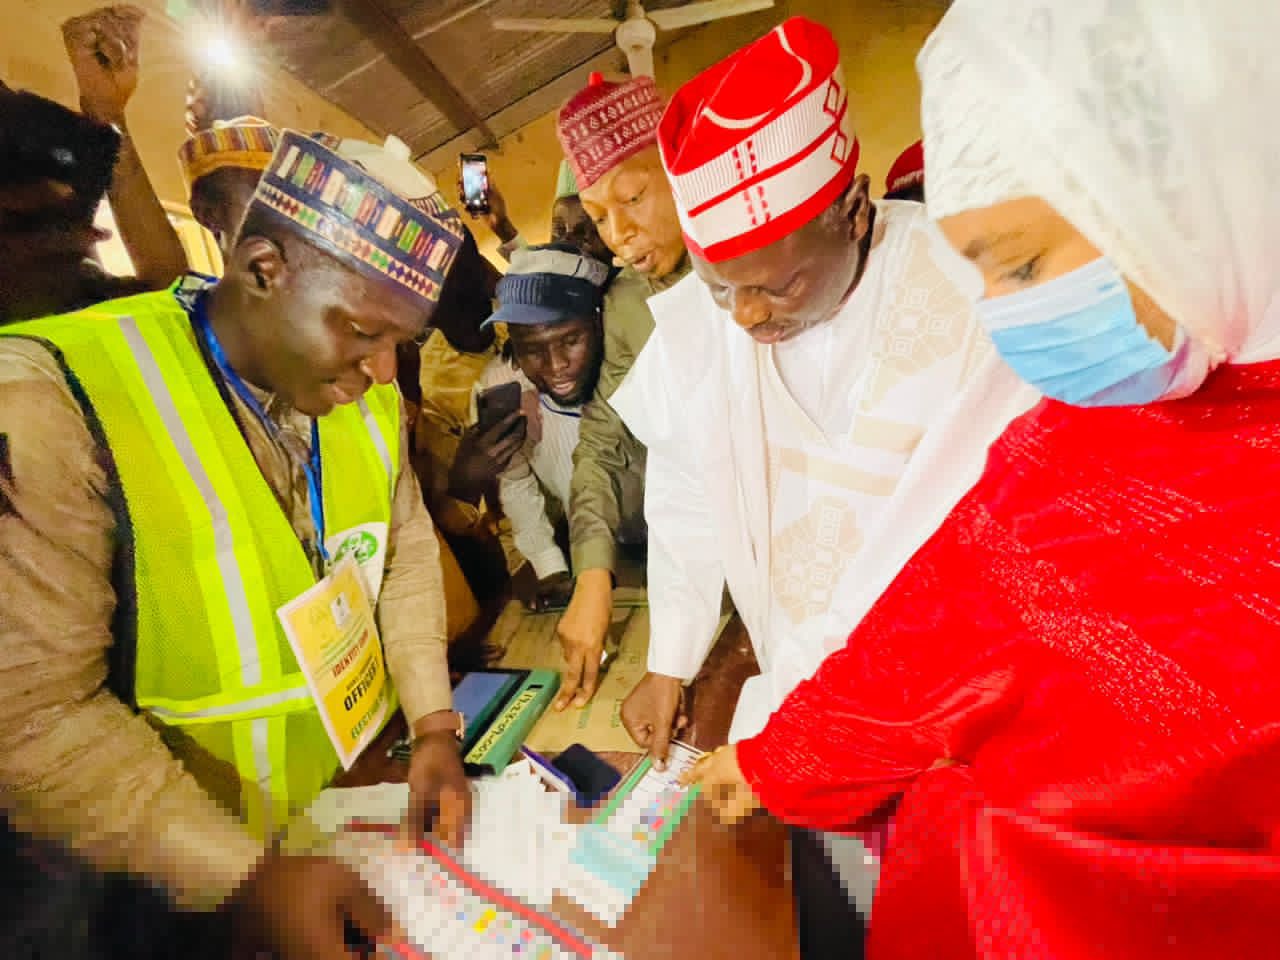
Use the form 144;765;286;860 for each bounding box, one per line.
459;152;490;215
477;381;522;431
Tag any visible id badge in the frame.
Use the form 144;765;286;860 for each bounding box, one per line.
325;520;389;603
277;556;391;769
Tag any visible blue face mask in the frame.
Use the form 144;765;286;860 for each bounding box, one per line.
975;257;1180;407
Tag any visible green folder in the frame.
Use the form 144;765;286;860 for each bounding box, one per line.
463;668;561;775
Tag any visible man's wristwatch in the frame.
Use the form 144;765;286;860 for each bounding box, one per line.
411;710;465;747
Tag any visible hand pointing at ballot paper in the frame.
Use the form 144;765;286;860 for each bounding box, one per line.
401;709;473;851
621;672;688;769
681;744;762;825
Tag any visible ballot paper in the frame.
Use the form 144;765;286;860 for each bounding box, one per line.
557;741;703;926
333;826;621;960
304;781;412;834
299;764;577;908
461;760;579;908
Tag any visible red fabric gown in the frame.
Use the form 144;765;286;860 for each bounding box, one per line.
737;359;1280;959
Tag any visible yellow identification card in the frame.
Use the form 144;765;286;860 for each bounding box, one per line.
278;556;390;770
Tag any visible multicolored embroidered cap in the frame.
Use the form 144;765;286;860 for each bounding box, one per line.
246;130;466;308
178;116;279;190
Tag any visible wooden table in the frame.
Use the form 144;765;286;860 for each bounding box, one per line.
339;617;797;960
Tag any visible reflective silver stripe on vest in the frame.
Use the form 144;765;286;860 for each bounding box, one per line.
143;684;313;722
252;718;274;831
117;317;262;688
357;397;393;489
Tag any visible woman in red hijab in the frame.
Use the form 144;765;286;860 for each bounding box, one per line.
685;1;1280;957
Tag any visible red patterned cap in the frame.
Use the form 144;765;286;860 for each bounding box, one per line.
658;17;859;263
885;140;924;197
556;74;665;191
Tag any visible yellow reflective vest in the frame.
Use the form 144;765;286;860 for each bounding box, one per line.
3;286;402;837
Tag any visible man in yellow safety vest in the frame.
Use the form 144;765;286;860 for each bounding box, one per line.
0;129;472;956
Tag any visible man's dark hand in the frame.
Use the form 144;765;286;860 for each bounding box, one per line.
402;726;472;851
621;672;689;769
554;569;612;710
512;564;573;612
446;411;526;504
62;5;143;126
458;174;517;245
230;852;392;960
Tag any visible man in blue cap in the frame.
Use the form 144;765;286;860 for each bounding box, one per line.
476;243;619;611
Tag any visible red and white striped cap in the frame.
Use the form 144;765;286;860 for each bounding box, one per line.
658;17;859;263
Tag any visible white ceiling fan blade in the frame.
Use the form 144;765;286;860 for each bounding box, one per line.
491;16;620;34
623;43;655;77
647;0;776;31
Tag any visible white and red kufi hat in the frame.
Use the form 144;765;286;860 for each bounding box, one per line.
885;140;924;197
658;17;859;263
557;72;665;192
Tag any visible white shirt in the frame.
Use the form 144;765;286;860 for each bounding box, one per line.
475;360;582;579
611;200;1041;741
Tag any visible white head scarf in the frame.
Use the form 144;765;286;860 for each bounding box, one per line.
920;0;1280;367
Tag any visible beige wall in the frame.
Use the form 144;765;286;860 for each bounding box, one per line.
3;0;942;261
428;0;947;263
1;0;376;209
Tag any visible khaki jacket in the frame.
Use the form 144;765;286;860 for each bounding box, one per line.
568;259;690;573
0;329;452;910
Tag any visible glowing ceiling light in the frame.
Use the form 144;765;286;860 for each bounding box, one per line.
204;30;240;71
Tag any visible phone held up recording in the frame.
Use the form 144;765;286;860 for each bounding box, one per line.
459;152;490;215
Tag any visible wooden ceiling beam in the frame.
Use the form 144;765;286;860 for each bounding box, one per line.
335;0;498;148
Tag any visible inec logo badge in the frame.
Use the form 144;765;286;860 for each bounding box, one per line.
334;531;379;566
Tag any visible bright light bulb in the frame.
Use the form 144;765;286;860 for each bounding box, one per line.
205;31;239;70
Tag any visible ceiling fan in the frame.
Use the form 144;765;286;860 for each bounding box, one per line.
493;0;777;78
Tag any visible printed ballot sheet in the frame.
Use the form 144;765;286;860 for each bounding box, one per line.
277;556;390;770
332;826;623;960
557;741;703;926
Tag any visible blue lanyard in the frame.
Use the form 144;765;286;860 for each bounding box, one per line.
191;292;329;563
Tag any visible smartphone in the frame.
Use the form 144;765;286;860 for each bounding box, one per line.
552;744;622;808
476;381;522;430
459;153;490;215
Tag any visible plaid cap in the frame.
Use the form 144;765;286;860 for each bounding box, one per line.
246;130;466;309
485;243;609;329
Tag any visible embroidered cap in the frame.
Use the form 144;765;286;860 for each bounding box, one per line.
554;159;579;201
178;116;279;190
884;140;924;198
556;72;665;192
327;133;458;221
246;129;466;308
658;17;860;263
485;243;609;329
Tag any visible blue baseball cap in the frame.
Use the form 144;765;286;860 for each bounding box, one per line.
484;243;610;329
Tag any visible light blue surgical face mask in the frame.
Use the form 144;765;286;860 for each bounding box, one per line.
975;256;1183;407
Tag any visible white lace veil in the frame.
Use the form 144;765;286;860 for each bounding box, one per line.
920;0;1280;365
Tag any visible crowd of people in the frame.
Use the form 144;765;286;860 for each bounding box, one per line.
3;0;1280;957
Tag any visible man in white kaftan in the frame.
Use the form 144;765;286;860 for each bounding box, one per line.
611;16;1038;929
